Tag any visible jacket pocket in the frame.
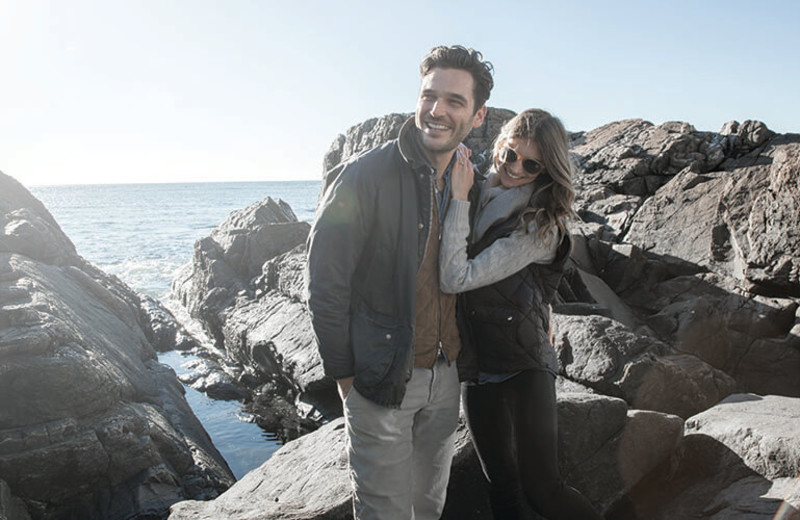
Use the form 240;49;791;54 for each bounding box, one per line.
350;305;412;390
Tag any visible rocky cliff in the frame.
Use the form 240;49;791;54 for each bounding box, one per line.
168;112;799;519
0;172;235;520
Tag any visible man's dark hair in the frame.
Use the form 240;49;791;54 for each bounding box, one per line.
419;45;494;113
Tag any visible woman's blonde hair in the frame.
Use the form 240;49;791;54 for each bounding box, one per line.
492;108;576;242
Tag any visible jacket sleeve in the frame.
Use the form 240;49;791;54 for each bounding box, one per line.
439;200;559;294
306;164;372;380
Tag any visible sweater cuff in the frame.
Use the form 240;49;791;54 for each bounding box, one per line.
449;199;471;223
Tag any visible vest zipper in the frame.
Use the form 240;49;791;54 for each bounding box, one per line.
430;172;445;365
433;172;450;366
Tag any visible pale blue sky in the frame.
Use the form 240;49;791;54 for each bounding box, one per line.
1;0;798;187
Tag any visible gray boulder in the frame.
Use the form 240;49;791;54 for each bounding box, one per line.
684;394;799;481
0;172;234;520
555;394;684;512
169;394;684;519
0;177;76;266
169;418;351;520
607;394;800;519
1;478;31;520
553;313;737;418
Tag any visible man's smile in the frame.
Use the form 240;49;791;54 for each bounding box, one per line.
424;119;451;132
425;118;453;132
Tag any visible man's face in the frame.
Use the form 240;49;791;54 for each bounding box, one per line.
415;68;486;161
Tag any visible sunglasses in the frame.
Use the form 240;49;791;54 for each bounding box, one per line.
499;146;545;176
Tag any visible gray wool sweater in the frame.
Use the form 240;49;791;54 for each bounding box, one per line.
439;173;559;294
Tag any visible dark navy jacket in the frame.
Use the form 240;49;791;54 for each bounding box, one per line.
307;118;458;407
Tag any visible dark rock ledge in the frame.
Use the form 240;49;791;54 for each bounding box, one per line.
0;172;235;520
168;111;799;519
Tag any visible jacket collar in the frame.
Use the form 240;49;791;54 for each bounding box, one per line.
398;117;434;171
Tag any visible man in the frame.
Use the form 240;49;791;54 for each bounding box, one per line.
306;45;494;520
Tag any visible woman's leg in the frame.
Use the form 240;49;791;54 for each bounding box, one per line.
509;371;603;520
462;382;527;520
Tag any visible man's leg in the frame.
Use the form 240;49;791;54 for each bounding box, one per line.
410;357;461;520
344;386;416;520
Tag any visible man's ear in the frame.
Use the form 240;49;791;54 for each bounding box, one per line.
472;105;487;128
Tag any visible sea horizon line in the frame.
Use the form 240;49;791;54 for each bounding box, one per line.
27;178;321;189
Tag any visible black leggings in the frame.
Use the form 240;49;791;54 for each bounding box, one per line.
463;370;603;520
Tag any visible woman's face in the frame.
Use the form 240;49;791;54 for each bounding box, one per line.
496;137;545;189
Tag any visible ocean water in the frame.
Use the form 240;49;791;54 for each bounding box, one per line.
31;180;321;479
31;181;320;300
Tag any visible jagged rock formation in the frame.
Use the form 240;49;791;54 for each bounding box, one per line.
170;197;322;436
322;109;516;176
168;113;800;519
566;118;799;400
0;172;235;520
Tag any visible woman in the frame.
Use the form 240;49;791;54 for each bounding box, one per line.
441;109;602;520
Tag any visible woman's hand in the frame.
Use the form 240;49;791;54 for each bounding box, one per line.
451;144;474;201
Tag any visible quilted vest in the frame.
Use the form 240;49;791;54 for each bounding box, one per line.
457;216;571;380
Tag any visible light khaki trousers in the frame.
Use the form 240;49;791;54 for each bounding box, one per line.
343;357;460;520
